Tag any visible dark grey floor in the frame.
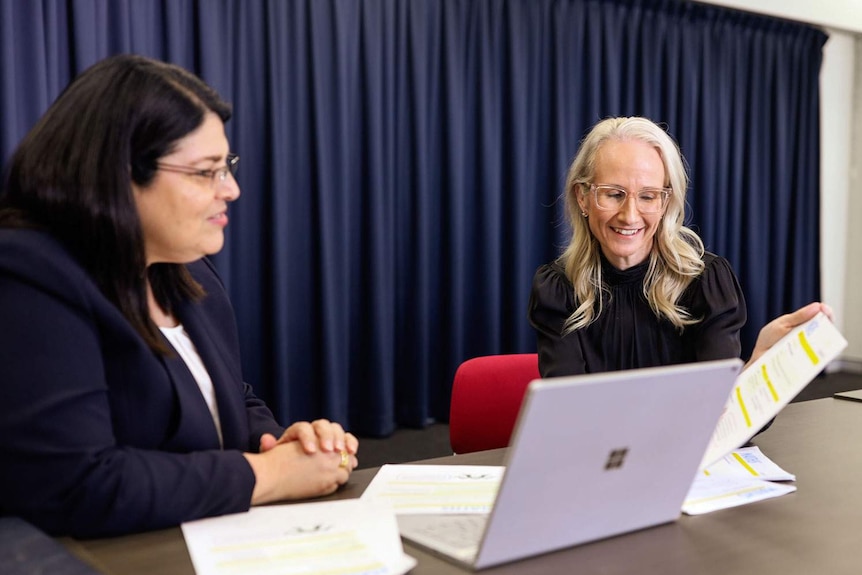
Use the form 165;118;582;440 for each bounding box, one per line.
355;370;862;470
356;422;452;469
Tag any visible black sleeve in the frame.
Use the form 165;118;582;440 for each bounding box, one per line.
686;254;747;362
527;263;587;378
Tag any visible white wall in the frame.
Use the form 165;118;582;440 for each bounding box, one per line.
699;0;862;34
841;36;862;368
820;31;857;366
698;1;860;368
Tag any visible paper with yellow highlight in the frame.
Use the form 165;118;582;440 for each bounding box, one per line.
181;499;416;575
700;312;847;470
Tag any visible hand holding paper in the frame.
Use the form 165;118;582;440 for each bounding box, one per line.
700;312;847;470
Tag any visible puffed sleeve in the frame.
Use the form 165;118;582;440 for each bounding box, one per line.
686;254;747;361
527;262;587;378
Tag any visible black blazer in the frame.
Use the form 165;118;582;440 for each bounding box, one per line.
0;229;284;537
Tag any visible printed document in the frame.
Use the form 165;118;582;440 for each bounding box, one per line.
683;447;797;515
699;312;846;469
701;446;794;482
683;474;796;515
181;499;415;575
360;464;504;514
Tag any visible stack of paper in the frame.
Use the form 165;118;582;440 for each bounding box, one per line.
360;464;504;514
683;446;797;515
181;500;416;575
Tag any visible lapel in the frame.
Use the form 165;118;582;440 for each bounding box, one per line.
159;349;223;450
175;300;249;451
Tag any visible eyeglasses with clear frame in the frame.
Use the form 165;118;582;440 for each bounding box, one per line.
155;153;239;187
583;183;671;214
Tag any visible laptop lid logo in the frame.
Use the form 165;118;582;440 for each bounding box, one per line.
604;448;629;470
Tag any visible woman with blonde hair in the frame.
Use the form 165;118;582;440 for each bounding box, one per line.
529;116;828;377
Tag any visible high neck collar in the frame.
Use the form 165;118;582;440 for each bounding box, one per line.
601;253;649;285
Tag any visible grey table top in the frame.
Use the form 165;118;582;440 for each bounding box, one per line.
61;397;862;575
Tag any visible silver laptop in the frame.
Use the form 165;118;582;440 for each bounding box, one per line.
399;358;743;570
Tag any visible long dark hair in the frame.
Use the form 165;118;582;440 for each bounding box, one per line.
0;54;232;353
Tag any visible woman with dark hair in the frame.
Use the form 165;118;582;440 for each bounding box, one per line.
0;54;358;538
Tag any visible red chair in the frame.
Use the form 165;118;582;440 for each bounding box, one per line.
449;353;540;454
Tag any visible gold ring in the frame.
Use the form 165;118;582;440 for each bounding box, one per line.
338;450;350;469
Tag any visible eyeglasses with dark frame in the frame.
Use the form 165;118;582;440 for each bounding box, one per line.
155;153;239;187
582;183;671;214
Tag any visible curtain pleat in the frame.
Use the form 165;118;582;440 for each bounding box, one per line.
0;0;826;436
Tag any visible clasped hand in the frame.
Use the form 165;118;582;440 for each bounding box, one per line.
244;419;359;505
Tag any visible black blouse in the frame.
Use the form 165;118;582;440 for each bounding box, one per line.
528;252;747;378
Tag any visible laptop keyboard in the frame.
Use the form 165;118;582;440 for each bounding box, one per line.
398;514;489;561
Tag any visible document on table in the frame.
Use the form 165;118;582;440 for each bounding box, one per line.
359;464;504;514
181;499;416;575
683;447;797;515
700;312;846;470
702;446;794;482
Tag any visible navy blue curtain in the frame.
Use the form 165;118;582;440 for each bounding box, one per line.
0;0;826;436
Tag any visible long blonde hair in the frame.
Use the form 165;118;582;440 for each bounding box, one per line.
560;117;705;333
